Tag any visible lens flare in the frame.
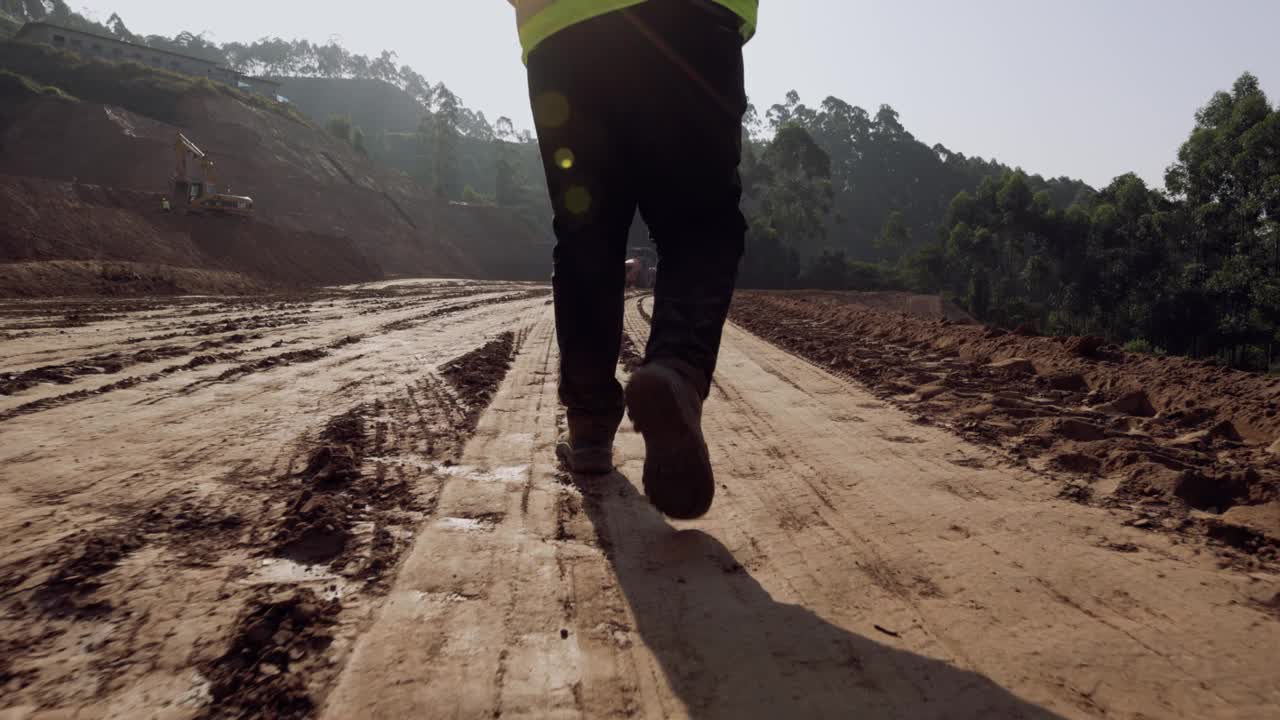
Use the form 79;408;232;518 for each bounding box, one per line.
565;186;592;215
533;91;571;128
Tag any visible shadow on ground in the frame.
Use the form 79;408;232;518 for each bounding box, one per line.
571;471;1065;719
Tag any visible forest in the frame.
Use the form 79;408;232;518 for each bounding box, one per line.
3;1;1277;370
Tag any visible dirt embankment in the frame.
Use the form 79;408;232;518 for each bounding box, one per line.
0;83;550;295
731;291;1280;561
0;174;383;295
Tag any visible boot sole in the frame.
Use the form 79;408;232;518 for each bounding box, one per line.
625;366;714;520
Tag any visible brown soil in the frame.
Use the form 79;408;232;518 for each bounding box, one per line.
0;280;546;714
0;90;553;295
198;588;340;720
4;282;1279;718
272;410;369;565
0;260;262;297
802;290;977;323
0;176;383;294
730;291;1280;560
440;331;519;431
0;333;252;395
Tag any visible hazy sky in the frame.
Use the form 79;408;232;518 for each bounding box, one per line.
80;1;1278;189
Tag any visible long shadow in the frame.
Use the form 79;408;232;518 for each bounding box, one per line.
572;471;1067;719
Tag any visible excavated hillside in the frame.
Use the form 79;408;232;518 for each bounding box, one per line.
0;46;550;296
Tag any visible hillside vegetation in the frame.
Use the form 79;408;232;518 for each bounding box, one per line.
0;40;301;124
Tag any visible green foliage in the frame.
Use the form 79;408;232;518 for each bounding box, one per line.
756;91;1093;263
0;39;301;124
0;67;75;101
323;114;369;157
325;114;353;142
739;123;834;287
1122;339;1167;356
461;184;494;206
900;72;1280;371
421;87;462;199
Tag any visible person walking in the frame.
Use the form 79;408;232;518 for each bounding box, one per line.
510;0;758;520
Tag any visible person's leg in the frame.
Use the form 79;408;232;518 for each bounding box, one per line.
627;1;748;397
619;0;748;518
527;21;638;472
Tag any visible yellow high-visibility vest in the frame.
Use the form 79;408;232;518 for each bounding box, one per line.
510;0;757;61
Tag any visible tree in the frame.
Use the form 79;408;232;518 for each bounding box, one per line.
494;116;525;207
431;88;462;198
876;209;912;257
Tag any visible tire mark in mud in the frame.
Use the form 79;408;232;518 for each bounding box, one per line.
439;332;518;431
202;331;524;716
0;493;250;702
635;294;652;324
119;312;314;346
0;333;261;396
1;291;543;421
377;289;550;333
0;346;257;423
172;336;363;396
0;327;529;713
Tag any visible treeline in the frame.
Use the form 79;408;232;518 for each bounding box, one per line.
911;74;1280;369
736;92;1095;289
742;75;1280;371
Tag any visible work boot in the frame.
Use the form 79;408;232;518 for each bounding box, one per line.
625;360;714;520
555;412;621;475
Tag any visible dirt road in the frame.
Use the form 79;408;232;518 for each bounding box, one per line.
2;282;1277;719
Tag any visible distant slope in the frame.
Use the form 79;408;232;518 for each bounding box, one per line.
0;41;552;295
272;75;549;207
272;76;422;135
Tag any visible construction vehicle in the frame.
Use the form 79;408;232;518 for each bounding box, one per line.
625;247;658;289
172;133;254;217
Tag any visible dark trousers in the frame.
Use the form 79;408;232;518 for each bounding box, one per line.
527;0;748;422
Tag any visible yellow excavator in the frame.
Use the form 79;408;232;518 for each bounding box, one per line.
172;133;254;217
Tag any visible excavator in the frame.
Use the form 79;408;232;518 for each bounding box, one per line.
172;133;254;217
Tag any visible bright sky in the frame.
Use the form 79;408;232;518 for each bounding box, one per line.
80;1;1279;189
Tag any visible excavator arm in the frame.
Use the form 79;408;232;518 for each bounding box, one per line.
171;132;252;217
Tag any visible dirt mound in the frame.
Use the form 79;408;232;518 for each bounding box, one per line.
440;332;518;430
786;290;977;323
731;292;1280;557
273;410;368;564
200;588;340;720
0;86;551;294
0;259;261;297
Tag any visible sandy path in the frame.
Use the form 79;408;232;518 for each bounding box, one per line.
3;285;1277;718
320;297;1279;719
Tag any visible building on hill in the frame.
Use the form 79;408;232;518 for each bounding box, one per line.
13;22;280;98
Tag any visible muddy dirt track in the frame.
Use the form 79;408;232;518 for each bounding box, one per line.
1;282;1278;719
